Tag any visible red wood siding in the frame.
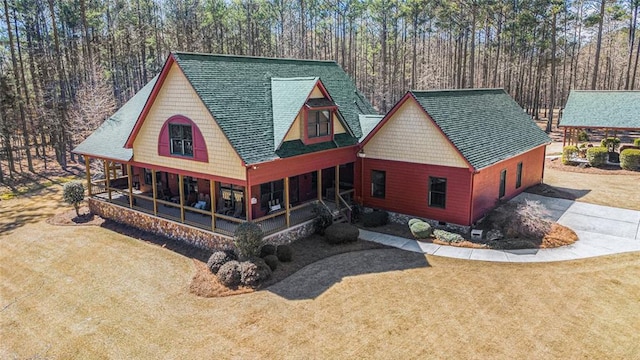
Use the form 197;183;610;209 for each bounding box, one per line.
358;158;473;225
247;146;358;185
471;146;546;223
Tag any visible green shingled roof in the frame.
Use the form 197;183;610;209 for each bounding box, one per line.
271;77;318;150
276;134;358;158
561;91;640;129
73;75;158;161
410;89;550;170
358;114;384;141
173;52;377;164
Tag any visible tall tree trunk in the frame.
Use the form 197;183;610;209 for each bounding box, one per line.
591;0;606;90
47;0;67;169
547;11;557;133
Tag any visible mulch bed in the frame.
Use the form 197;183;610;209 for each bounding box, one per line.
47;206;105;226
545;158;638;175
190;234;390;298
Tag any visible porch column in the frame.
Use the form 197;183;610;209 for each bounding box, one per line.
104;160;112;201
126;164;133;208
317;169;322;201
284;177;290;227
335;165;340;206
562;127;567;148
210;180;216;231
178;174;185;223
151;169;158;215
245;185;252;221
85;156;92;197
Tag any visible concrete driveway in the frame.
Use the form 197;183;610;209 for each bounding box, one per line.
360;193;640;262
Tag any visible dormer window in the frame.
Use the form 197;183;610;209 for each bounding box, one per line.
169;124;193;157
307;110;331;138
303;98;337;144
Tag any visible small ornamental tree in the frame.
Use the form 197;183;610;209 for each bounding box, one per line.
600;137;621;152
63;181;85;217
233;222;264;260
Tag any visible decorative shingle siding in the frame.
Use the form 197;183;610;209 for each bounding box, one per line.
132;62;246;180
363;98;469;168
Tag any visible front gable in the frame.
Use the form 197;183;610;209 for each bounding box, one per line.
362;96;469;169
131;61;246;180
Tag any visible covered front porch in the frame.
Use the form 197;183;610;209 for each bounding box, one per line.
84;157;354;236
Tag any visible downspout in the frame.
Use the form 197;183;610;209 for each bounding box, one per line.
468;167;477;226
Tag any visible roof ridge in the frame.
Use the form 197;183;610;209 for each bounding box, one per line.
411;88;505;94
172;51;338;65
570;90;640;93
272;77;319;81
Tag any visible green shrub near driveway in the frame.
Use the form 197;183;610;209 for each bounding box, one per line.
562;145;579;165
620;149;640;171
410;221;432;239
433;229;464;243
586;147;608;167
408;218;423;227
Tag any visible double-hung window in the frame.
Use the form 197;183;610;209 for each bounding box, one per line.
428;177;447;208
169;124;193;157
307;110;331;138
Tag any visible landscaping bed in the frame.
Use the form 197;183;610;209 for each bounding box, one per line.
545;157;638;175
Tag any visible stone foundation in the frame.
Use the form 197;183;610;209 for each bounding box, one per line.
89;198;315;251
364;207;471;234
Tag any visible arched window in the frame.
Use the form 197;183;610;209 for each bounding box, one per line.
158;115;208;162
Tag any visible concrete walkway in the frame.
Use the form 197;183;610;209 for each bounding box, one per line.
359;193;640;263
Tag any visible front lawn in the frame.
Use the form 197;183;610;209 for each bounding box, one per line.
1;185;639;358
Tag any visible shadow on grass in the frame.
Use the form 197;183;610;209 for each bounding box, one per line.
0;187;61;235
100;220;212;262
266;248;429;300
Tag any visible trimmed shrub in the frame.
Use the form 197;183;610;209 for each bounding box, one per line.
206;251;235;274
361;210;389;227
312;203;333;235
600;137;621;152
260;244;276;258
635;138;640;147
620;145;640;153
433;229;464;243
408;218;423;227
63;181;85;216
276;244;293;262
239;258;272;286
217;260;241;287
586;147;608;167
263;254;279;271
577;130;590;142
561;145;579;165
410;221;432;239
233;222;264;260
325;223;359;244
620;149;640;171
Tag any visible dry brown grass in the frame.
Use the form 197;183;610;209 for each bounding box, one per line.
2;184;640;359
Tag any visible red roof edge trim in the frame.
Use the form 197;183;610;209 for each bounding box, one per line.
124;54;176;148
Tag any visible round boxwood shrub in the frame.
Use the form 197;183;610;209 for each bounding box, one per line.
263;254;279;271
276;244;293;262
410;221;432;239
634;138;640;147
620;149;640;171
325;223;359;244
561;145;579;165
63;181;85;217
260;244;276;258
217;260;241;287
361;210;389;227
206;251;236;274
239;258;272;286
233;222;264;260
433;229;464;243
408;218;423;227
586;147;608;167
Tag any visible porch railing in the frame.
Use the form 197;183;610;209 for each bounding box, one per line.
337;189;354;223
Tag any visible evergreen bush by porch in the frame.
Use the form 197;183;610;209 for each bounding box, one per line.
260;244;276;258
312;203;333;235
325;223;359;244
620;149;640;170
239;258;271;286
207;251;235;274
586;147;608;167
276;244;293;262
233;222;264;260
263;255;279;271
63;181;85;217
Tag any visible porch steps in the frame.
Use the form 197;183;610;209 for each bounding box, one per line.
332;212;348;224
